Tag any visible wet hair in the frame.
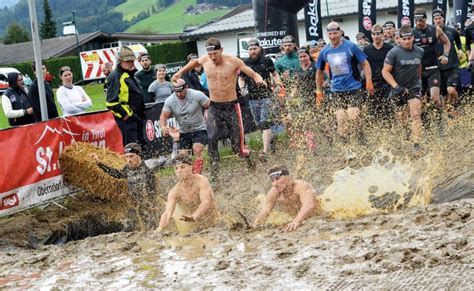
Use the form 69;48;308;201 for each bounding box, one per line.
268;165;289;177
205;38;221;51
399;24;413;35
173;154;192;165
186;53;198;62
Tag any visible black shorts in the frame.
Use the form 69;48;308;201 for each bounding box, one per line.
179;130;208;150
421;67;441;93
329;89;364;110
440;68;459;94
389;87;422;107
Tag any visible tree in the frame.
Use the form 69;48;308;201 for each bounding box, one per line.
40;0;57;39
4;22;30;44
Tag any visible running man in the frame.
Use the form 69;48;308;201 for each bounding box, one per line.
172;38;265;181
316;22;373;143
382;25;425;150
432;9;462;113
160;78;210;174
158;155;220;231
412;8;450;110
254;165;320;232
238;38;282;161
364;24;394;122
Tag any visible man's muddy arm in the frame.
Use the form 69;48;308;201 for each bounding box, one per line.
253;190;277;225
190;178;213;220
172;59;200;82
292;184;316;224
158;189;178;230
97;163;126;179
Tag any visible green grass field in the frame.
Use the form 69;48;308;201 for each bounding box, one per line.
0;83;107;129
126;0;230;34
113;0;157;21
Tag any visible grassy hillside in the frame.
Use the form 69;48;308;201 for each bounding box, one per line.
126;0;231;34
113;0;157;21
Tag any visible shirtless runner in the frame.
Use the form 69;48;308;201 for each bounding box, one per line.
172;38;265;182
158;155;220;231
254;165;320;232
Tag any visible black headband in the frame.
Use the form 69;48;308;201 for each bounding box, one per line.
173;84;186;92
432;12;444;18
269;169;289;179
297;48;310;55
327;26;340;32
206;44;221;51
400;32;413;38
124;147;141;155
414;13;427;20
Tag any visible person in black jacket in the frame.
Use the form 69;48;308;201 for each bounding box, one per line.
1;72;36;126
28;63;59;121
183;53;209;96
106;46;146;146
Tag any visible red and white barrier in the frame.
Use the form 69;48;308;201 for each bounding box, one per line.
0;111;123;217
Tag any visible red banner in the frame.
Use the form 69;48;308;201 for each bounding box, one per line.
0;111;123;216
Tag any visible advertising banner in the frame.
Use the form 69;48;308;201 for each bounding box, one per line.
358;0;376;40
432;0;447;14
454;0;472;32
0;111;123;217
304;0;323;41
253;0;300;54
398;0;415;28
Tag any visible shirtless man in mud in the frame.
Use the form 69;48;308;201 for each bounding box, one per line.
158;155;220;230
254;166;320;232
172;38;265;182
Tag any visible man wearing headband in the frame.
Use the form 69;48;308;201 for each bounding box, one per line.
107;46;146;146
92;142;164;230
253;165;320;232
364;24;394;121
171;38;265;182
160;78;210;174
238;38;282;162
158;154;220;231
433;9;463;115
382;25;425;151
275;35;301;83
316;22;373;143
136;52;156;102
383;21;396;46
413;8;451;118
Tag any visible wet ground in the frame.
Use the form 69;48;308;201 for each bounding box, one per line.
0;105;473;289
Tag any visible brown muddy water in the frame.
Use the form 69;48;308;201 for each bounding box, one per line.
0;106;473;289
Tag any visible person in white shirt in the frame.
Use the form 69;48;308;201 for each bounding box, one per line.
56;66;92;116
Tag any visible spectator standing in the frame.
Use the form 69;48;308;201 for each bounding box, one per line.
148;64;173;103
1;72;36;126
56;66;92;116
106;46;146;146
135;53;156;103
28;63;59;121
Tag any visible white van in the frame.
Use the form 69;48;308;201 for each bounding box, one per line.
0;67;21;95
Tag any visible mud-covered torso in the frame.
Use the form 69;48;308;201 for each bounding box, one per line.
276;184;302;216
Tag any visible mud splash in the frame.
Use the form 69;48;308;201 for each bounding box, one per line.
0;104;472;288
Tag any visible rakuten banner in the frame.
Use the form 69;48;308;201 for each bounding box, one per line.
0;111;123;217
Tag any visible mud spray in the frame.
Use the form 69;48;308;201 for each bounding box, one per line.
0;98;472;288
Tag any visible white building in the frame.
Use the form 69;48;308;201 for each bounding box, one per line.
182;0;455;57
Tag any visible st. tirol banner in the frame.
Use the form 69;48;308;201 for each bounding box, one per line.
454;0;472;31
358;0;376;40
253;0;305;54
304;0;323;41
432;0;447;14
398;0;414;28
0;111;123;217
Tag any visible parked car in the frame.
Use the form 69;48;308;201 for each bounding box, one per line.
0;67;21;95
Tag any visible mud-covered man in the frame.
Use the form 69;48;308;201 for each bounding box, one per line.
254;166;320;232
92;143;163;230
158;155;220;231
